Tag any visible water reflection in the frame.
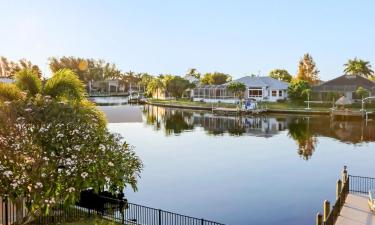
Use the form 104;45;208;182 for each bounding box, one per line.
143;105;375;159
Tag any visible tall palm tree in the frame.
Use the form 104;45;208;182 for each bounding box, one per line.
344;58;374;78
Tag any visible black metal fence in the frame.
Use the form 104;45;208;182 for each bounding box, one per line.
1;195;224;225
348;175;375;194
323;176;349;225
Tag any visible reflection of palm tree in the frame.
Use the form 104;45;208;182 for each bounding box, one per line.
297;136;318;160
165;111;194;135
287;117;317;160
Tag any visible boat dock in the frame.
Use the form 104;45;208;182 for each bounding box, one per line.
316;167;375;225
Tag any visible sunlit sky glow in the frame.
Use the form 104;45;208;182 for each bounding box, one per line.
1;0;375;80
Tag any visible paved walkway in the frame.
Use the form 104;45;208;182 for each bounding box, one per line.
336;194;375;225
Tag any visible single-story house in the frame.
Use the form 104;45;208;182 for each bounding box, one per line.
192;76;289;103
313;75;375;100
0;77;15;83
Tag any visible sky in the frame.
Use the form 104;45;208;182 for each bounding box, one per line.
1;0;375;80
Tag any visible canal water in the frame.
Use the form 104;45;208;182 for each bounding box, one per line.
100;104;375;225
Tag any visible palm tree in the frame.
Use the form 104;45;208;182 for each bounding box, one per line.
0;68;85;102
147;78;164;99
186;68;200;79
344;58;374;78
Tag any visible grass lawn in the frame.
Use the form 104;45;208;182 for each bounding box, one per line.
148;98;375;112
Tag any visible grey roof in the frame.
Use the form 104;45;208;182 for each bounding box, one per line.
313;75;375;92
233;76;289;89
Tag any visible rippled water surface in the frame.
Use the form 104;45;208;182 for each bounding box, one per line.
101;104;375;225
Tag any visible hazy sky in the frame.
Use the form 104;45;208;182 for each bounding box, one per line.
1;0;374;80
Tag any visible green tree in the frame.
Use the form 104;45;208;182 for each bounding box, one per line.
355;86;369;99
165;76;192;99
227;82;246;100
344;58;374;78
269;69;292;83
296;53;320;85
287;80;311;102
0;56;42;78
186;68;201;79
200;72;231;85
146;78;164;98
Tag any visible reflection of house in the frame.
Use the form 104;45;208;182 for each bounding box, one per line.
313;75;375;100
192;76;289;103
0;77;14;83
192;113;287;137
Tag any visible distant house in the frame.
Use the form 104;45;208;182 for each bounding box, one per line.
0;77;15;83
192;76;289;103
313;75;375;100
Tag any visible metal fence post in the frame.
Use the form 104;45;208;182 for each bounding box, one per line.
201;218;205;225
158;209;162;225
4;195;9;225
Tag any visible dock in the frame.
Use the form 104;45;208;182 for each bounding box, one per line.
335;194;375;225
316;167;375;225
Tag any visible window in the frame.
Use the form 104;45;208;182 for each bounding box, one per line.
279;90;283;97
249;89;263;98
272;90;277;97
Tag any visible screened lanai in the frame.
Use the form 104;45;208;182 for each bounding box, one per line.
192;85;236;99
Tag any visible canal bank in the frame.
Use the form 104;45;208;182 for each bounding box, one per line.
144;100;375;119
145;100;334;116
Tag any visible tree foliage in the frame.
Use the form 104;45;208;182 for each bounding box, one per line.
164;76;193;98
355;86;369;99
287;80;311;102
200;72;232;85
0;56;42;78
0;83;24;102
15;69;42;97
0;97;142;222
0;68;142;223
44;69;86;101
186;68;201;79
269;69;292;83
344;58;374;78
296;54;320;85
227;82;246;99
49;56;123;82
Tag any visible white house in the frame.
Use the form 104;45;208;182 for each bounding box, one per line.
0;78;15;83
192;76;289;103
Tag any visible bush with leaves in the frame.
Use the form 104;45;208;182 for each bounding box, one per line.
287;80;311;102
0;69;142;224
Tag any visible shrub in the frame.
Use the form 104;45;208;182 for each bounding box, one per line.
0;83;24;102
44;69;86;100
15;69;42;96
0;97;142;222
